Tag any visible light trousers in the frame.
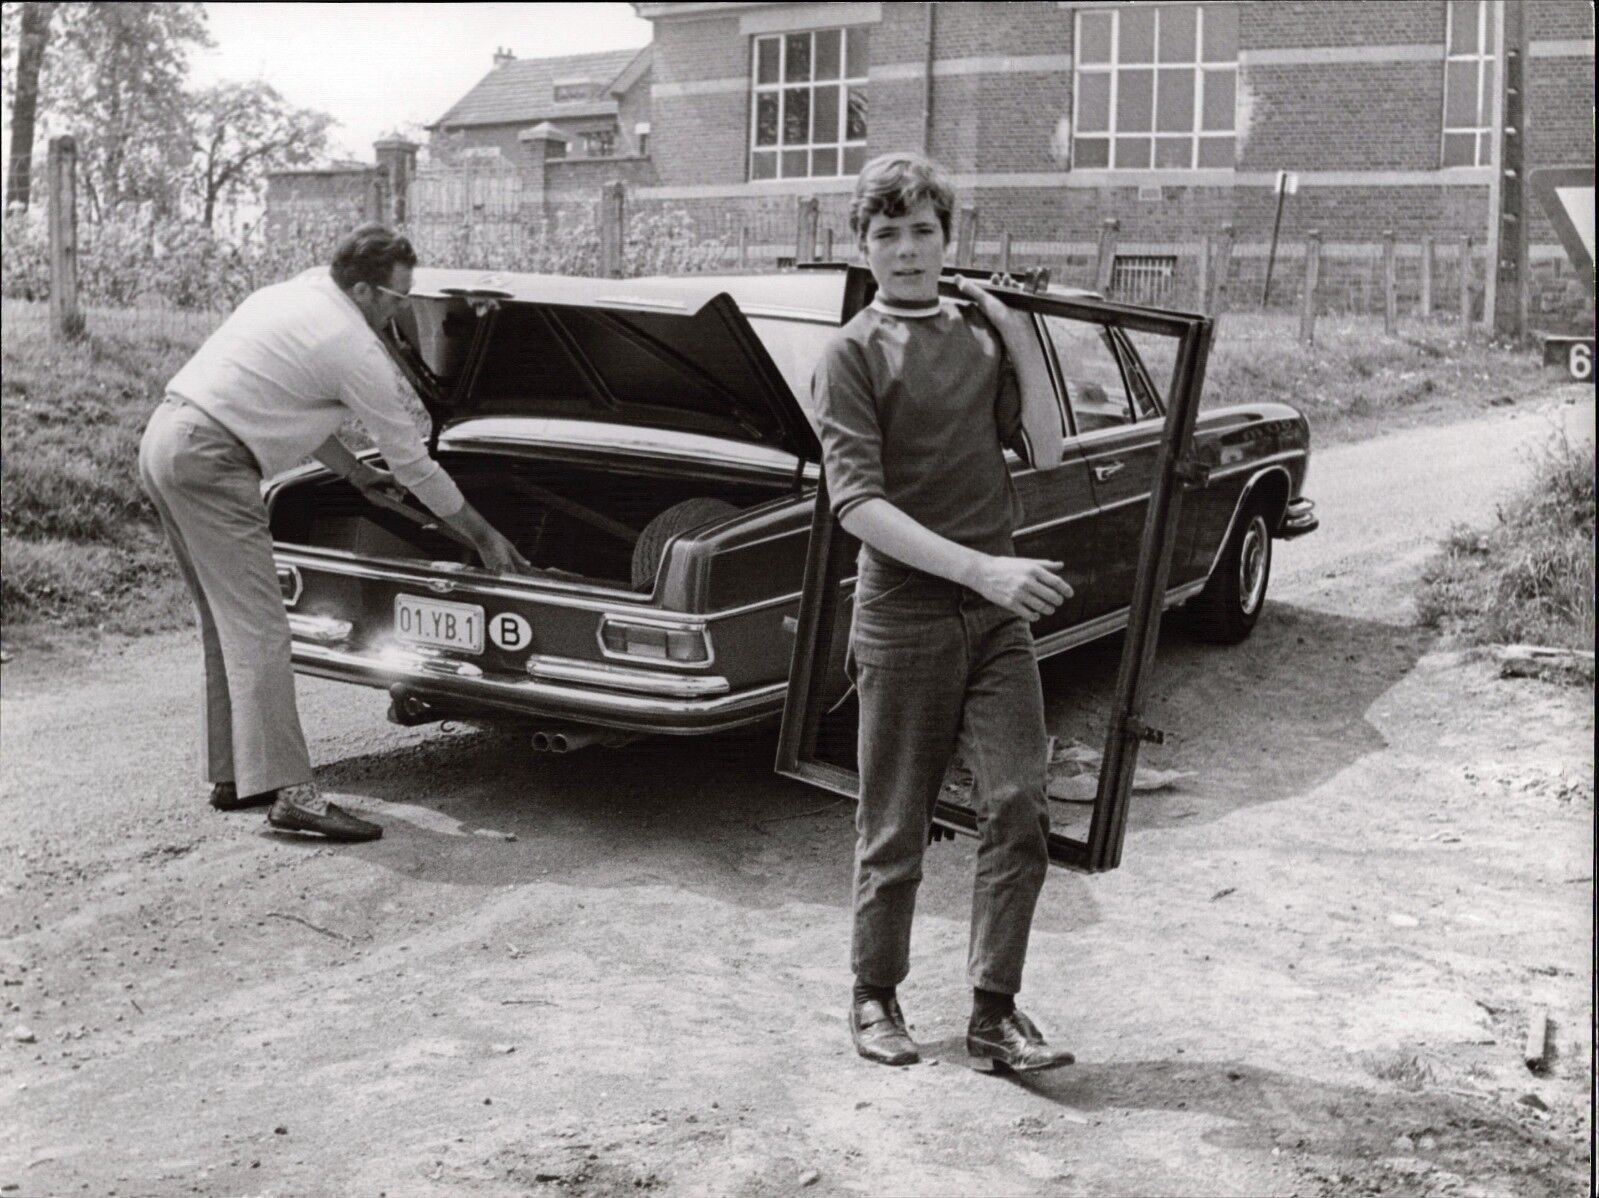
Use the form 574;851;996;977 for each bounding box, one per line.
138;398;312;797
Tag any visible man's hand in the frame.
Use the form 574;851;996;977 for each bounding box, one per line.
473;526;532;574
967;555;1073;622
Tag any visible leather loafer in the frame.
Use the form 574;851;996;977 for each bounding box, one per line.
267;793;382;842
210;782;277;811
850;995;919;1066
967;1007;1074;1073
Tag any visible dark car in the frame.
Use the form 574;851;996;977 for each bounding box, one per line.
265;265;1317;748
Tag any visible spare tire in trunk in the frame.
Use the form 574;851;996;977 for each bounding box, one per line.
631;497;740;590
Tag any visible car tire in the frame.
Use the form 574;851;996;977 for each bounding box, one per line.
631;497;741;591
1185;501;1273;644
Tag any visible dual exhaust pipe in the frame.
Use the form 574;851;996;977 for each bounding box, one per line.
388;685;633;755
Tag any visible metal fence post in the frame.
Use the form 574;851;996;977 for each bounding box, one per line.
1195;235;1211;312
1382;229;1398;334
999;231;1013;275
795;195;819;263
47;136;84;341
956;205;978;267
1459;234;1474;326
1420;234;1435;320
1094;218;1119;293
823;226;834;261
599;181;625;278
1299;230;1321;345
738;225;749;270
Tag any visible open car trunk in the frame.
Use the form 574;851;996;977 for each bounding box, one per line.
268;449;793;592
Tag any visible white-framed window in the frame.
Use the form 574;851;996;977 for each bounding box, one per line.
749;26;869;181
1072;3;1238;171
1442;0;1495;167
635;122;651;157
581;130;616;158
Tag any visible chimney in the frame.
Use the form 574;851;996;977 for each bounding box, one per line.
493;46;515;68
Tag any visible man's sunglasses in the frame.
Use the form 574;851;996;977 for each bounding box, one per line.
374;284;412;304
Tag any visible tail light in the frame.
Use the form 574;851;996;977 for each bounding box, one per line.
598;618;711;665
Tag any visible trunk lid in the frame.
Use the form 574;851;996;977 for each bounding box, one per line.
387;268;823;462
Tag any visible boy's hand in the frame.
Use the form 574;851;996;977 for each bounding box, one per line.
953;275;1010;325
968;556;1073;622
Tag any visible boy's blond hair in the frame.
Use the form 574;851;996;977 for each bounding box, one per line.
848;152;956;244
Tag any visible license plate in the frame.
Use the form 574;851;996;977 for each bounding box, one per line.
394;594;484;653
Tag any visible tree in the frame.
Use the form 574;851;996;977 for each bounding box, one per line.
188;80;332;228
9;1;211;218
3;1;56;210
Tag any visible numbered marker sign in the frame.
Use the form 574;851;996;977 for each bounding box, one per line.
488;612;533;652
1569;340;1593;383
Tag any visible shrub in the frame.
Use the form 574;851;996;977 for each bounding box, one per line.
1417;433;1596;653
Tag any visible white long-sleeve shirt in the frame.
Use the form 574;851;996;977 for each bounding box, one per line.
166;267;465;517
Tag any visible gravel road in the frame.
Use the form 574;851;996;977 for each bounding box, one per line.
1;391;1592;1198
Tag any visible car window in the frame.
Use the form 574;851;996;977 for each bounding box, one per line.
1041;314;1138;433
1123;329;1176;415
746;317;835;432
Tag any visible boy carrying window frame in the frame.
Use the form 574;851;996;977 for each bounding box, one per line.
812;152;1075;1072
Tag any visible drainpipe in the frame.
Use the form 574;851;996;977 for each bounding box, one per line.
921;2;937;153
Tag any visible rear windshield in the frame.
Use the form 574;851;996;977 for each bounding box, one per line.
746;317;836;429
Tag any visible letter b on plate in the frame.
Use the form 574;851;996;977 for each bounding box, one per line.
489;612;533;651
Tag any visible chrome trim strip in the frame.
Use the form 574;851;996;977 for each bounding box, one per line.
1032;581;1207;658
273;547;655;611
292;643;784;726
526;655;730;697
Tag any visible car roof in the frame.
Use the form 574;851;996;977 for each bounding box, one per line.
409;266;1096;322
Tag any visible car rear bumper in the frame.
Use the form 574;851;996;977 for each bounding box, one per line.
290;640;787;735
1276;497;1319;539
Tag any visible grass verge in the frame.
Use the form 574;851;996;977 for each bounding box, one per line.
1417;433;1596;659
1;302;221;642
1198;313;1571;445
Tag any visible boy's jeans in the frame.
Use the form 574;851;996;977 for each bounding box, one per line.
848;553;1051;996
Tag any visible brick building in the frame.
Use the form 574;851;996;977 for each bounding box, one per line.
630;0;1592;327
269;2;1593;329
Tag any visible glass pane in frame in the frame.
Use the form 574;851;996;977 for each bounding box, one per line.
784;88;810;144
756;37;780;85
1117;68;1154;132
1114;136;1152;168
1197;135;1234;167
1201;3;1238;62
785;32;811;82
1158;5;1197;62
1077;72;1111;132
1442;131;1476;167
1202;69;1235;131
815;28;842;79
846;26;869;78
1078;10;1113;65
1075;137;1110;169
1121;6;1156;62
1155;137;1192;168
751;150;777;180
845;87;868;141
1156;68;1195;132
782;148;807;177
812;84;840;143
755;92;779;146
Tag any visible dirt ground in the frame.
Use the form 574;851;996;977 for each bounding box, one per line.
2;391;1593;1198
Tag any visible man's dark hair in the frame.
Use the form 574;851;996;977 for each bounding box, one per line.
330;224;417;290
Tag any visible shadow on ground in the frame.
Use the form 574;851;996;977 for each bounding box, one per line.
308;603;1431;907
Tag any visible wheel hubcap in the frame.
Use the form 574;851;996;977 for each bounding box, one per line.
1239;516;1269;616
